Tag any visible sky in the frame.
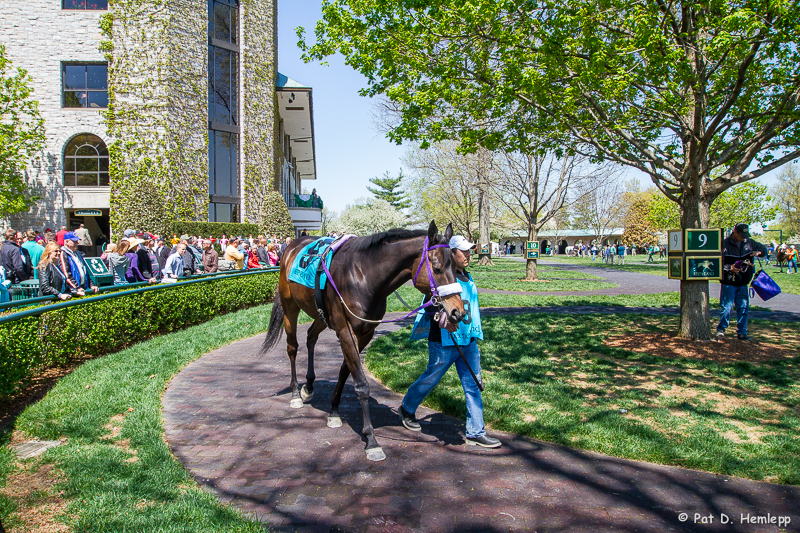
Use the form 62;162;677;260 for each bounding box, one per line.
278;0;406;215
277;0;785;216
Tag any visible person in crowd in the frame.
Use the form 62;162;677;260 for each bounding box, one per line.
38;243;72;301
766;243;774;265
96;234;108;256
201;239;218;273
101;242;117;267
124;238;158;284
716;223;767;341
16;232;34;281
225;238;245;269
169;235;198;275
787;245;798;274
22;230;44;280
60;231;99;296
247;243;261;269
256;239;270;267
108;240;131;285
74;223;92;255
163;243;187;280
0;229;29;283
156;238;171;272
140;234;162;280
617;242;626;265
267;242;280;266
300;229;308;237
56;226;68;247
188;237;203;271
399;235;501;448
220;234;228;250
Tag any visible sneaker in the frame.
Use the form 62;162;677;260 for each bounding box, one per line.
715;330;725;338
466;435;502;448
399;406;421;431
737;334;750;341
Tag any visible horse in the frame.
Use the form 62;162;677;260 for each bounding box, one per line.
262;221;467;462
776;249;789;273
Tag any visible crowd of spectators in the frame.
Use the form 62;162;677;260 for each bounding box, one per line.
0;226;293;302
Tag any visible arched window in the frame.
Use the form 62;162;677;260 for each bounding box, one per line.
63;134;109;187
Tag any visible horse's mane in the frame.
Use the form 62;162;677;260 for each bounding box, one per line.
351;228;433;252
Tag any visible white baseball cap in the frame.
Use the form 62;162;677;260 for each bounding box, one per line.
449;235;476;251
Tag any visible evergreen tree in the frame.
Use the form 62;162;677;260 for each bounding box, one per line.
367;171;410;210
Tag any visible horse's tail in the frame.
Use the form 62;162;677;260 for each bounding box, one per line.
262;291;285;354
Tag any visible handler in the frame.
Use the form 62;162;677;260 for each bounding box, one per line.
398;235;501;448
717;223;767;341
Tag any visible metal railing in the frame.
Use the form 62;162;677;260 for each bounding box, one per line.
0;267;278;324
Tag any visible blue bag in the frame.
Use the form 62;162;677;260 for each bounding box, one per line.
750;259;781;301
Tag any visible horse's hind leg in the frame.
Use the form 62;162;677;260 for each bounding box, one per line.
301;319;326;403
327;361;350;428
283;298;303;409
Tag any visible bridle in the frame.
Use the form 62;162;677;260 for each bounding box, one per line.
321;235;462;325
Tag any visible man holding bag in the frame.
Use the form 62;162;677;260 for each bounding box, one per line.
398;235;501;448
717;223;767;341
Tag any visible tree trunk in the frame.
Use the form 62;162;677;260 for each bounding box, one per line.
526;228;538;280
477;148;493;266
679;193;712;340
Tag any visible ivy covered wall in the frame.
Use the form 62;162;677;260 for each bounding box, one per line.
241;0;282;227
101;0;293;237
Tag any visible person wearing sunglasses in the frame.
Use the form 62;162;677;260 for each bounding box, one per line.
717;223;767;341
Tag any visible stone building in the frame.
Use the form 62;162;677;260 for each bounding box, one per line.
1;0;320;246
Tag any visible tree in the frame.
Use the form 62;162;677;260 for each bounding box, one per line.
403;142;482;238
771;164;800;239
648;194;681;232
494;151;597;279
319;206;337;235
709;181;777;231
622;191;659;249
367;171;410;210
300;0;800;340
0;43;46;218
329;197;406;236
571;173;628;248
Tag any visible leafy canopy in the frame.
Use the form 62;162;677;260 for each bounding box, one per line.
301;0;800;211
0;43;46;217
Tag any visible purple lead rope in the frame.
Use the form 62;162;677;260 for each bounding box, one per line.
320;236;449;324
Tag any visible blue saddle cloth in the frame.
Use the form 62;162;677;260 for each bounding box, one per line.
288;237;335;290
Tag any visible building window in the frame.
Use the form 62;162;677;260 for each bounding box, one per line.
208;0;240;222
62;0;108;9
63;134;109;187
63;63;108;108
209;203;240;223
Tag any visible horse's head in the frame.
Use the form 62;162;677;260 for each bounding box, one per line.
412;221;467;326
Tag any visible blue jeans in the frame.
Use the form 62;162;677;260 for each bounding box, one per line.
717;284;749;335
401;340;486;439
789;260;797;274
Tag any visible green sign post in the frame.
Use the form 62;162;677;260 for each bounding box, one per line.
685;256;722;280
667;228;723;281
85;257;114;286
481;244;490;255
526;250;539;260
526;241;539;250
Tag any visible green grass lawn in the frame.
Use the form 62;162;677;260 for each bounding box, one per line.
458;258;616;292
0;304;299;533
365;314;800;484
540;255;671;276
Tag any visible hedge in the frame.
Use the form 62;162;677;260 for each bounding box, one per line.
171;221;265;239
0;270;278;398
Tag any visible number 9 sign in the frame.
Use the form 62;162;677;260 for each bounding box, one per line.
668;230;683;252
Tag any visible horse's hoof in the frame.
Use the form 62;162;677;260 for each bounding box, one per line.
366;447;386;462
327;416;342;428
300;385;314;403
289;398;303;409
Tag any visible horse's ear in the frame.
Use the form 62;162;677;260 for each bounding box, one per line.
444;223;453;241
427;220;438;242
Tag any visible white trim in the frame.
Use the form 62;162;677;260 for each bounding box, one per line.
437;283;463;297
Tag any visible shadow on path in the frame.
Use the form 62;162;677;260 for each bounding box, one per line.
163;311;800;532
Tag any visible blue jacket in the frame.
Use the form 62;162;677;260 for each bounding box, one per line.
60;248;93;292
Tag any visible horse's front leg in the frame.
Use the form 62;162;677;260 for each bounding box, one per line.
339;326;384;461
301;319;326;403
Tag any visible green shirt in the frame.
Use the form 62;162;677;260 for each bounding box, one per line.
22;241;44;280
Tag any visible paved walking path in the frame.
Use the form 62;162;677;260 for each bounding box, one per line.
163;312;800;532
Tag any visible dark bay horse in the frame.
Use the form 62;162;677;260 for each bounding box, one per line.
262;221;466;461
